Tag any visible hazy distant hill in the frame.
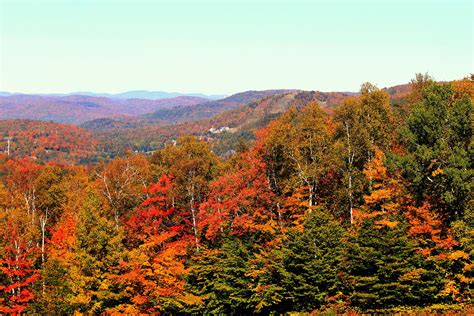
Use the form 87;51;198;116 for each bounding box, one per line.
80;89;357;156
144;89;296;122
0;94;208;124
0;90;226;100
67;90;226;100
208;90;355;132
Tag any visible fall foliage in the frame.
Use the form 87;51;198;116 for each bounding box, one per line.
0;76;472;314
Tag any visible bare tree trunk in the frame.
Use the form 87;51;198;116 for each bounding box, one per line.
345;122;355;225
6;137;10;156
189;184;199;251
348;173;353;225
40;210;48;295
276;202;283;228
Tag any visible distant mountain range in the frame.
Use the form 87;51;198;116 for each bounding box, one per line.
0;94;208;124
0;85;412;126
0;84;416;158
143;89;298;123
0;90;226;100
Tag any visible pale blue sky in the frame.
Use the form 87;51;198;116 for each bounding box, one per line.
0;0;472;95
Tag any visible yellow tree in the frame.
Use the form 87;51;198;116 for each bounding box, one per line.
151;137;219;249
265;102;335;209
95;153;151;226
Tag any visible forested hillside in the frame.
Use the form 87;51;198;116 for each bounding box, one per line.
0;95;208;124
81;90;358;156
0;75;473;314
0;120;98;164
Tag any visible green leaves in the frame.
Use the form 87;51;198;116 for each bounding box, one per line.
399;82;473;222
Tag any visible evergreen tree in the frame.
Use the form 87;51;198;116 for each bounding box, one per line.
344;217;444;312
280;209;345;312
399;82;473;223
187;237;255;314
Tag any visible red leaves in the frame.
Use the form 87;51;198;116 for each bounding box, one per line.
127;174;189;243
115;174;198;312
0;224;39;314
0;120;97;165
199;150;277;240
48;211;77;262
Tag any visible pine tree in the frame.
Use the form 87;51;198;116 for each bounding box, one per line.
344;150;445;312
187;237;255;314
278;209;345;312
399;82;473;223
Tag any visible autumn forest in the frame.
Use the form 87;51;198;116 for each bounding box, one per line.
0;74;472;314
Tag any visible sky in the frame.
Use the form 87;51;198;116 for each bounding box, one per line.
0;0;472;95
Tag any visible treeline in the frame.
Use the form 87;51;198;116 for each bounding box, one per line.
0;75;472;314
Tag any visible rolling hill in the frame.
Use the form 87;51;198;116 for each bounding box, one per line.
0;90;226;100
143;89;297;122
82;90;356;156
0;94;209;124
0;119;99;164
207;90;355;132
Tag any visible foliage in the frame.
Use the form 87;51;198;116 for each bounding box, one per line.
0;76;472;313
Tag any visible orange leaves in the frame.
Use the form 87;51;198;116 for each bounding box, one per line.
431;167;444;177
363;188;392;205
405;203;457;257
399;268;426;282
452;76;474;102
48;211;77;262
363;149;387;182
355;149;403;229
362;149;403;212
116;234;192;312
374;218;399;229
131;294;148;305
359;149;458;259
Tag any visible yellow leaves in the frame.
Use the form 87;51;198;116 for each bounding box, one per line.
179;292;203;307
448;250;469;261
431;167;444;177
374;218;399;229
440;280;460;298
71;293;91;305
399;268;426;282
